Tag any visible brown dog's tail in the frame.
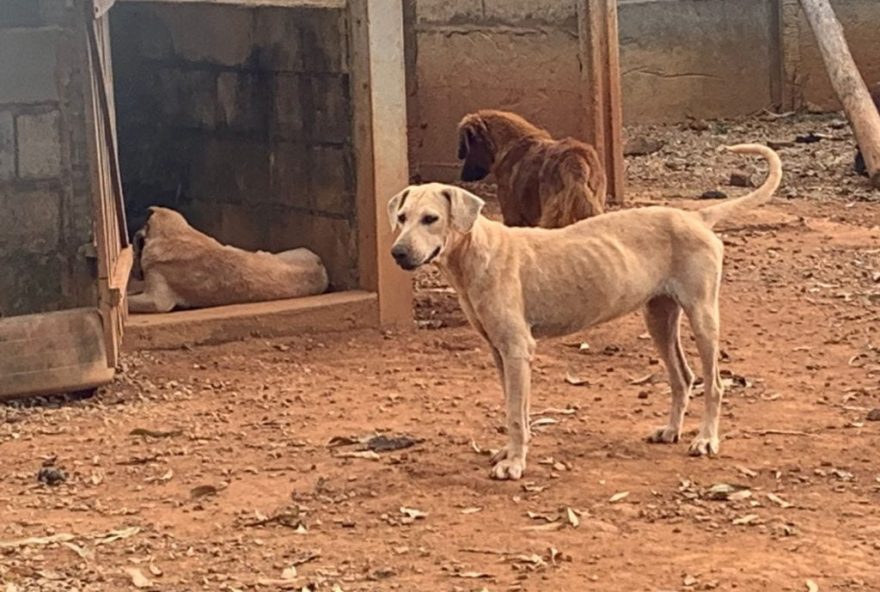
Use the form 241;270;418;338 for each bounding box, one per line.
698;144;782;229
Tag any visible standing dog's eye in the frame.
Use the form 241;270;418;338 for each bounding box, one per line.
397;213;406;224
421;214;438;225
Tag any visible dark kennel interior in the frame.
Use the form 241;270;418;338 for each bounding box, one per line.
110;1;359;290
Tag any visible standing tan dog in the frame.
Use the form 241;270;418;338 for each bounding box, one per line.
129;207;328;313
389;144;782;480
457;109;606;228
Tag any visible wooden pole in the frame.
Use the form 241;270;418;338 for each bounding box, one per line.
800;0;880;189
577;0;625;204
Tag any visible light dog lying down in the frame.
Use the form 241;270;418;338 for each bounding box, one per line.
388;144;782;480
129;207;328;313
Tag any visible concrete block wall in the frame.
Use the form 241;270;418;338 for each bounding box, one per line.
406;0;583;181
0;0;97;317
111;3;358;290
407;0;880;179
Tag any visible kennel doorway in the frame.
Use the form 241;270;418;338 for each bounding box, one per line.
109;0;411;348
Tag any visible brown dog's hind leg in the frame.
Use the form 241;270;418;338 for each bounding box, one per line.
644;296;695;445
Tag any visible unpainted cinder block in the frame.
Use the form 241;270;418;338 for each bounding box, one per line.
298;9;348;73
0;189;61;253
269;141;309;207
17;111;62;179
415;0;482;24
0;111;14;180
158;4;255;67
253;9;304;71
273;74;305;141
0;28;60;104
483;0;577;27
308;145;354;217
216;72;271;133
304;74;351;144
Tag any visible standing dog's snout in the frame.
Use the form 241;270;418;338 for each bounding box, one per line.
391;245;409;265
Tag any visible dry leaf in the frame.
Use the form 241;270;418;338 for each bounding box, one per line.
522;521;563;532
806;580;819;592
630;373;654;385
683;574;698;586
400;507;428;520
564;372;589;386
129;428;181;438
336;450;381;461
767;493;792;508
732;514;760;525
526;511;557;523
530;417;558;429
148;564;163;577
609;491;630;503
125;567;152;589
454;572;492;579
565;507;580;528
736;465;758;478
61;542;93;560
281;565;298;580
94;526;140;546
327;435;360;447
0;533;75;549
704;483;751;501
460;507;482;514
522;482;547;494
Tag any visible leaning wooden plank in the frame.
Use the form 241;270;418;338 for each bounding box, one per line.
800;0;880;189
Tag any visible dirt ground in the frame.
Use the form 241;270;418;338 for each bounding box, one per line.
2;113;880;592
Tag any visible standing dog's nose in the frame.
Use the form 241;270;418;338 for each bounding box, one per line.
391;245;408;265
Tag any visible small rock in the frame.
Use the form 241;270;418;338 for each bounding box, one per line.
624;136;665;157
866;408;880;422
37;466;66;487
728;170;754;188
700;190;728;200
687;119;710;132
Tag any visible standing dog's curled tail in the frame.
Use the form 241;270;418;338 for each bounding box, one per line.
699;144;783;229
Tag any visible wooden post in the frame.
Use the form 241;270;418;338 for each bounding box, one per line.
351;0;413;327
577;0;625;204
800;0;880;188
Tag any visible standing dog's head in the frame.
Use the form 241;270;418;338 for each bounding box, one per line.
457;114;495;182
387;183;485;271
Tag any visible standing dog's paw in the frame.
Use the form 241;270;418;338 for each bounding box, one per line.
687;434;720;456
490;457;526;480
647;425;681;444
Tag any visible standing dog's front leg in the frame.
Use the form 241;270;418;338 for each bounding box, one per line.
490;340;534;480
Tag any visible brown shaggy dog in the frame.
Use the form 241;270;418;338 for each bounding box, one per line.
854;82;880;176
457;109;606;228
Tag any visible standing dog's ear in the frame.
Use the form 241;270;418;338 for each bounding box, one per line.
443;186;484;233
387;188;410;231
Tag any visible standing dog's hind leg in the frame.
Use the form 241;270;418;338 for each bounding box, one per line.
644;296;694;444
685;297;724;456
